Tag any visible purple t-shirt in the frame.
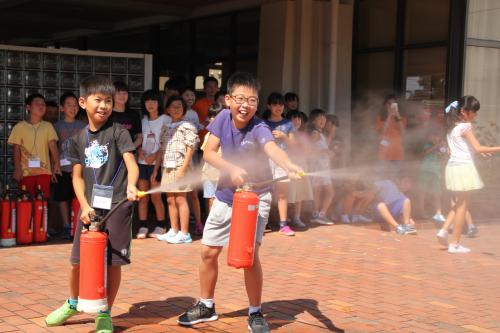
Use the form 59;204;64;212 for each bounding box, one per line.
207;109;274;204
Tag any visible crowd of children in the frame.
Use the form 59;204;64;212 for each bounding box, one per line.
6;71;500;333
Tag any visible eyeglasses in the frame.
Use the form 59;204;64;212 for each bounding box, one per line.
230;95;259;107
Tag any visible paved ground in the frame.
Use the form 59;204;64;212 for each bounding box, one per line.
0;221;499;333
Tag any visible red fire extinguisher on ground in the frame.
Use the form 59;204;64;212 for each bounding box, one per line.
77;215;108;313
33;186;47;243
0;186;17;247
227;186;260;269
16;185;33;245
77;193;147;313
70;198;80;238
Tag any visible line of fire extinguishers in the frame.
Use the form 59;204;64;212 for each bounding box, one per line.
0;185;81;247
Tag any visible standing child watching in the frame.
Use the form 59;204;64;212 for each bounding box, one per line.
287;110;313;227
263;92;296;236
437;96;500;253
8;93;61;198
136;90;171;239
177;72;302;333
112;81;142;148
53;92;86;238
201;103;223;214
44;76;139;333
417;129;446;222
375;95;407;178
152;96;199;244
181;87;204;235
307;109;335;225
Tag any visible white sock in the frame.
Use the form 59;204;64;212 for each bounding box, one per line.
249;305;261;315
200;298;214;308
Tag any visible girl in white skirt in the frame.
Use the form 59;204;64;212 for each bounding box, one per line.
437;96;500;253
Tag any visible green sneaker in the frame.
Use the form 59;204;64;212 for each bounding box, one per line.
45;301;78;326
95;313;113;333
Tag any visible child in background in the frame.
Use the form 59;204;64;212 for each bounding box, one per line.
375;95;407;178
287;110;313;227
53;92;86;238
181;87;204;235
201;104;223;214
437;97;500;253
307;109;335;225
177;72;302;332
214;91;227;108
45;76;139;332
9;93;61;198
152;96;199;244
284;92;300;116
181;87;202;130
417;129;446;222
263;92;296;236
112;81;142;148
44;100;60;123
136;90;171;239
369;177;417;235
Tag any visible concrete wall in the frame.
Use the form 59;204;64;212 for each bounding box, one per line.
257;0;354;158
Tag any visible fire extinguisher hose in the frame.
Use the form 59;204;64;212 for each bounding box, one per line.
93;191;148;228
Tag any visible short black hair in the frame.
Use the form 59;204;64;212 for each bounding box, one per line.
140;89;163;118
208;103;223;119
60;92;77;105
214;90;226;101
80;75;115;98
164;76;187;93
165;95;187;115
267;92;284;105
288;110;307;123
227;72;261;95
284;92;299;102
113;81;129;92
45;100;58;108
204;76;219;87
25;93;45;105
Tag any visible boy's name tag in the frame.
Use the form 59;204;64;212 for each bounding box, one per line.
91;184;114;210
60;158;71;167
28;158;41;168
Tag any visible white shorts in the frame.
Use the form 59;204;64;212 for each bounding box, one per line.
202;192;272;247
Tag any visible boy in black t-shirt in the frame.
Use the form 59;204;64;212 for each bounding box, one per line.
111;81;142;148
45;76;139;333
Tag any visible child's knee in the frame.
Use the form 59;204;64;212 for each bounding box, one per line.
201;246;221;262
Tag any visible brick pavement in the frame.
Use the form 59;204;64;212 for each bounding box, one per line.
0;221;499;333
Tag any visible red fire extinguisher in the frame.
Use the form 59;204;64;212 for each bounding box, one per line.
227;187;260;269
33;186;47;243
0;186;17;247
77;215;108;313
16;185;33;245
71;198;80;238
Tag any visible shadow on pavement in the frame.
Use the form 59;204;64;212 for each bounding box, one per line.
223;298;344;332
113;296;196;331
114;297;343;332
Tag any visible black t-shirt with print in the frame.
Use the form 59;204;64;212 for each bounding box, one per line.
111;109;142;141
67;120;135;205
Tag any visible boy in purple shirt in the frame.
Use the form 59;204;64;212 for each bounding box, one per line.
177;72;302;332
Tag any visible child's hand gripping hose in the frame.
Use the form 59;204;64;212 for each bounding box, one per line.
90;191;148;229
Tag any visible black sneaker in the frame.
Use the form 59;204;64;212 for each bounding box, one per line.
248;311;269;333
177;301;218;326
